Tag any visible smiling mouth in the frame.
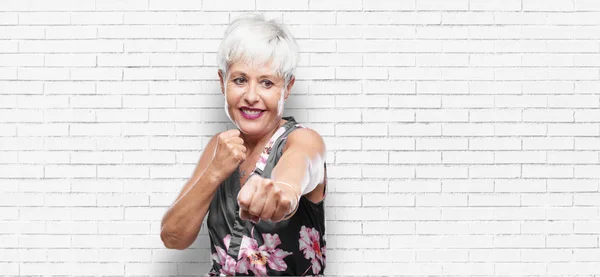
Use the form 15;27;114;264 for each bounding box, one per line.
240;108;264;115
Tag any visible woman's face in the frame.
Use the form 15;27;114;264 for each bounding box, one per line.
219;61;294;136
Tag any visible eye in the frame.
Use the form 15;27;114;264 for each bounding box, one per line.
262;80;273;88
233;77;246;85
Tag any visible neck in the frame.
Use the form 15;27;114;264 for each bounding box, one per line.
240;118;287;152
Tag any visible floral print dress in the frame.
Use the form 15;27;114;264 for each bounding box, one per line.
205;116;327;276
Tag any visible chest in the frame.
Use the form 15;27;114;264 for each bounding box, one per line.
238;150;265;186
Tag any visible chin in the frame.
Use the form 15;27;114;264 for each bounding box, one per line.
235;112;272;133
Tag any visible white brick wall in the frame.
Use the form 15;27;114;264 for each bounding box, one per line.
1;0;600;276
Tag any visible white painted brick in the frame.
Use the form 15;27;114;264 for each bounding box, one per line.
469;194;520;207
525;165;575;178
0;249;46;262
0;164;44;178
522;193;573;207
96;193;148;207
494;179;545;193
495;262;546;275
0;137;44;150
522;221;573;234
443;151;494;164
307;109;361;123
362;109;414;122
336;151;387;164
0;207;20;220
390;207;441;220
123;151;176;164
18;179;69;193
125;39;176;52
70;151;122;164
332;179;387;193
548;150;598;164
471;221;520;234
326;221;361;235
362;137;413;151
523;109;573;122
470;0;521;11
97;109;148;122
363;193;414;207
416;193;467;207
392;180;441;193
494;234;546;248
329;235;389;249
44;137;96;151
124;68;176;81
548;179;598;192
469;249;520;262
363;222;414;235
364;80;414;94
470;165;521;178
390;151;441;164
0;151;17;163
549;95;600;108
389;123;442;136
70;95;121;108
576;138;600;150
98;165;148;178
18;123;69;136
71;235;123;248
442;207;493;220
45;109;95;123
335;95;387;108
574;193;600;206
44;193;96;207
573;249;600;262
70;123;122;136
523;137;574;150
524;0;574;11
327;163;362;178
148;0;202;11
336;123;387;136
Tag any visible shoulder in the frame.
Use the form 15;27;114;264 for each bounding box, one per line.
282;126;326;154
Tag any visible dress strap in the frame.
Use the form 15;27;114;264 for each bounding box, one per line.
252;117;306;176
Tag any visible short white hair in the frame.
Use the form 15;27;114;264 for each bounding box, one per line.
217;13;299;87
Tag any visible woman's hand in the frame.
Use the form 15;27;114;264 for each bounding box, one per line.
208;129;247;180
237;174;298;223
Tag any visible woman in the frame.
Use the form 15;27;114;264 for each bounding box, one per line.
160;13;328;276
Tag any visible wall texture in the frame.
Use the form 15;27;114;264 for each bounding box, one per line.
1;0;600;276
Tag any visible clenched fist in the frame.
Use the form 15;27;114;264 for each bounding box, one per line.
237;174;299;223
208;129;247;180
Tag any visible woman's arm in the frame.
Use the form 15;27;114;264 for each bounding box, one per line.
270;128;327;212
160;134;226;250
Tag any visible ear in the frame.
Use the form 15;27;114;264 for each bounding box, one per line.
218;69;225;95
284;76;295;101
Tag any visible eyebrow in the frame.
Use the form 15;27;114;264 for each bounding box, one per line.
231;71;276;79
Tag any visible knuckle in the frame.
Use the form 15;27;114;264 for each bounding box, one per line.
239;199;250;208
249;207;261;216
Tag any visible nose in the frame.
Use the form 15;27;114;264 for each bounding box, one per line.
243;80;259;104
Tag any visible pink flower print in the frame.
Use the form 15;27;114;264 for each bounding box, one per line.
258;155;267;165
211;234;237;276
298;225;325;275
236;233;292;276
261;233;292;271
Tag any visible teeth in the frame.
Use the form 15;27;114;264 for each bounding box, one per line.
242;109;262;115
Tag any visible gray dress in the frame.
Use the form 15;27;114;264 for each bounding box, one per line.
205;116;327;276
